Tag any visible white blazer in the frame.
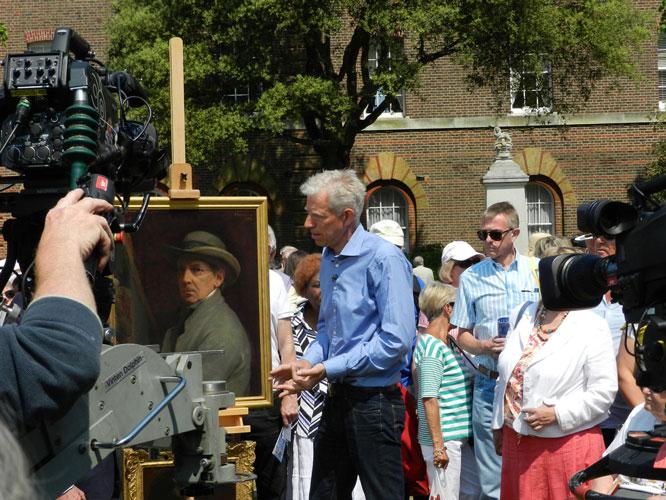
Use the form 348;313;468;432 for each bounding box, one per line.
492;302;617;438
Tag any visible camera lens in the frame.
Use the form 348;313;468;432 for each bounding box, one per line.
577;200;638;238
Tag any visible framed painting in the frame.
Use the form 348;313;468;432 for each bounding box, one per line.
113;196;271;407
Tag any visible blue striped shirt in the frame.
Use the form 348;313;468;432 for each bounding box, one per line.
450;252;540;373
303;225;415;386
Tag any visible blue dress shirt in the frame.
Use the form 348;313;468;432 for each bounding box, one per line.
303;225;415;387
450;252;541;373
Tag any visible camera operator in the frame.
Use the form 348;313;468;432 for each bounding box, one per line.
0;188;113;430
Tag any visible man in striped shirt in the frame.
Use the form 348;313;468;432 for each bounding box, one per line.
450;202;540;500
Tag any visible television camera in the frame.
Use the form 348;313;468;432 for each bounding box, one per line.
0;28;250;496
0;26;167;299
538;174;666;498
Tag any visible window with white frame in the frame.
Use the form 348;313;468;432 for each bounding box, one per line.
366;186;409;250
510;58;552;113
525;183;554;235
658;33;666;111
223;85;251;104
365;41;405;117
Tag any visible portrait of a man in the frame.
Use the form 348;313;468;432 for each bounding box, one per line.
161;231;251;396
113;197;272;405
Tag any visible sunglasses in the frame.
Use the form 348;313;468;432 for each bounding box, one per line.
455;258;480;269
477;229;513;242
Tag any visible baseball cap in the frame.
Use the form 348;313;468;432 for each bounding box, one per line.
369;219;404;247
441;241;484;263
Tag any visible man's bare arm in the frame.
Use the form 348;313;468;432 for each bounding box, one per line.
455;328;504;356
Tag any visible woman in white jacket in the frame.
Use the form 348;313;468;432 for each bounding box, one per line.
491;298;617;500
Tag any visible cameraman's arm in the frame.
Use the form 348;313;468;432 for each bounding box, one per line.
0;189;113;428
33;189;113;311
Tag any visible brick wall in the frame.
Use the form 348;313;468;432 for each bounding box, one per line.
0;0;663;256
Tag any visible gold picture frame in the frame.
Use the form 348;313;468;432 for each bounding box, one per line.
113;196;272;407
122;449;179;500
122;442;256;500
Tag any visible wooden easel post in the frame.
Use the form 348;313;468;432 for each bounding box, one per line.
168;37;200;199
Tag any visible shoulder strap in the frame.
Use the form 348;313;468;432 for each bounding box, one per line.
513;301;533;330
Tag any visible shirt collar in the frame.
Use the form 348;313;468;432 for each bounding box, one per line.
323;224;366;258
490;248;522;271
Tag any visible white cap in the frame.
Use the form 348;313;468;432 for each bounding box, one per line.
441;241;484;263
369;219;404;247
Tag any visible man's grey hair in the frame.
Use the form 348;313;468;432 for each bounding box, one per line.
300;169;366;226
267;224;277;252
413;256;424;267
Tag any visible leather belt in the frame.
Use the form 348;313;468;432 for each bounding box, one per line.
478;364;499;380
327;383;398;398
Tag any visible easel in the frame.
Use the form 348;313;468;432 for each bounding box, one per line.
167;37;199;199
166;38;254;499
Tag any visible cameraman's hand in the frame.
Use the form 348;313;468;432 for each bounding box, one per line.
45;188;114;267
34;189;113;310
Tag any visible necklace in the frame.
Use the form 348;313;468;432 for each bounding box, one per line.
536;305;569;335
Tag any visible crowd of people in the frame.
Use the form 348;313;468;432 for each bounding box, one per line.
0;170;659;500
265;169;656;500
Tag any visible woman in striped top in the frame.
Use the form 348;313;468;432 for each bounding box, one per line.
414;282;473;500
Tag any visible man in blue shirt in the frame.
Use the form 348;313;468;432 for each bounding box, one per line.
450;201;540;500
271;169;414;499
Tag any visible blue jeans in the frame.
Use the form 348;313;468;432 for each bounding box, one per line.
473;374;502;500
310;383;405;500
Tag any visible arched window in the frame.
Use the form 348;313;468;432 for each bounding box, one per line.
525;182;555;235
365;185;410;251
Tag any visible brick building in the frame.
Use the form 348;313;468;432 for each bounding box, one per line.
1;0;665;261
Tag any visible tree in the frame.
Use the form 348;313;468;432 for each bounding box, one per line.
108;0;651;172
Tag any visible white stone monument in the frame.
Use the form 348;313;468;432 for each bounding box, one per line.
482;127;529;254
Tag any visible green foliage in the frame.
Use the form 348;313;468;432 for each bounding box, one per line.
108;0;651;173
643;131;666;203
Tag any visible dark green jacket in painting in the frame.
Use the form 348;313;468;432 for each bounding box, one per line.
162;290;251;396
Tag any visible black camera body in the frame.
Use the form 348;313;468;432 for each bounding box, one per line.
0;28;165;305
539;175;666;391
0;27;166;218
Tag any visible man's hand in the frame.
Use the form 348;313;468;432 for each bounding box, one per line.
42;188;114;270
56;485;86;500
522;404;557;431
480;336;505;356
271;359;326;395
280;393;298;426
34;189;114;309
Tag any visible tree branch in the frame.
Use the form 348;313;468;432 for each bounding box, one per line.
417;40;460;64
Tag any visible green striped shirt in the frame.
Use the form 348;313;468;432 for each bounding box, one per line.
414;333;472;444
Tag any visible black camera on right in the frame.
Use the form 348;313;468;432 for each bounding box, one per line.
539;175;666;391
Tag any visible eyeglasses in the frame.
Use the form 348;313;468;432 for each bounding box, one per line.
455;258;480;269
477;229;513;242
3;290;15;300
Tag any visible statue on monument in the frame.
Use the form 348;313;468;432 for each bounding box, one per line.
493;126;513;160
